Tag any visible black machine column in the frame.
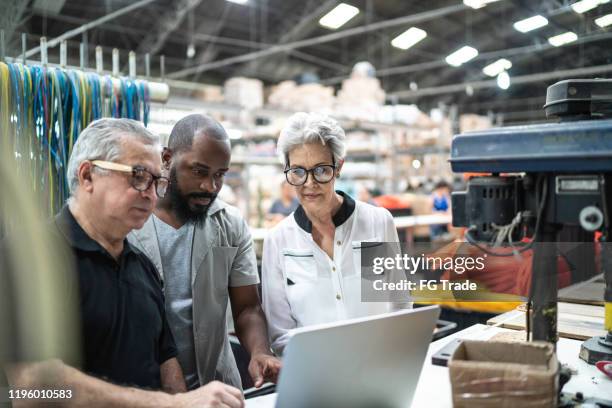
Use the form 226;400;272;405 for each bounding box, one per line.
530;223;560;344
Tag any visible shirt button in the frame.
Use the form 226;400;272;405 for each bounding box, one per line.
332;266;336;272
337;241;341;245
336;294;341;300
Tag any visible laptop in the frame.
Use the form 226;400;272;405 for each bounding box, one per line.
248;305;439;408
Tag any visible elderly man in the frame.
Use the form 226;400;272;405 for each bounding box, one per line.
130;114;281;391
12;118;244;407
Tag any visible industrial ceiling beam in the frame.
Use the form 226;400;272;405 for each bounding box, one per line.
386;0;596;93
136;0;202;56
2;0;29;45
23;0;157;58
322;29;612;86
289;50;347;72
167;3;469;79
389;63;612;99
235;0;340;81
29;9;268;51
279;0;339;44
183;3;231;82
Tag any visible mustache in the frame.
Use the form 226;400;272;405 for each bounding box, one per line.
187;192;217;199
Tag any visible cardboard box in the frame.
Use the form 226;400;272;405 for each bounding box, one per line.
448;340;558;408
268;81;335;112
401;193;432;238
224;77;264;109
459;114;492;133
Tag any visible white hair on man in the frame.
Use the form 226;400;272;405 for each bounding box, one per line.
66;118;160;196
276;112;346;167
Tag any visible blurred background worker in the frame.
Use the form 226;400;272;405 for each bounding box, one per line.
356;184;378;206
266;181;299;226
429;180;452;240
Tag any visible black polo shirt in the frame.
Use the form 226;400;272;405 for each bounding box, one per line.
52;206;177;390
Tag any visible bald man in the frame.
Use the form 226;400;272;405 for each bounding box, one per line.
129;115;280;392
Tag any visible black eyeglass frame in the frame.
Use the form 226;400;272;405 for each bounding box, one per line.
283;158;337;186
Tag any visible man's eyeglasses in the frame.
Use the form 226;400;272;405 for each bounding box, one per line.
91;160;169;198
284;164;336;186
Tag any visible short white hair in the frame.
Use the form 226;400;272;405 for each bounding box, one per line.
277;112;346;167
67;118;159;195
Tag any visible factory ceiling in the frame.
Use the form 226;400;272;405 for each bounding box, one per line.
6;0;612;124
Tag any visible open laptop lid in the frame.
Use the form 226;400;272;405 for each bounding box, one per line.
275;306;440;408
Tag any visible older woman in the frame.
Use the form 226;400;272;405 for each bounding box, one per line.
261;112;403;355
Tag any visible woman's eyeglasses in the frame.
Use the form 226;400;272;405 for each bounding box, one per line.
284;164;336;186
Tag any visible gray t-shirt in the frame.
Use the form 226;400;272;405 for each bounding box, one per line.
153;215;199;390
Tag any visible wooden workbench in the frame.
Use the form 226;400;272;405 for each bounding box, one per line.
486;302;606;341
558;273;605;306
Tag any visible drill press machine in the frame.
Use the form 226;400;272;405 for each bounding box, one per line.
450;79;612;363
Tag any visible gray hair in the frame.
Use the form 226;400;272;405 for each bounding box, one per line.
67;118;160;195
277;112;346;167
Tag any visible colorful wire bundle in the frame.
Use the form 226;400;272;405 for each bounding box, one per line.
0;62;151;216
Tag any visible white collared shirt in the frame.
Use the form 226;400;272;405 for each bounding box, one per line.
261;195;401;355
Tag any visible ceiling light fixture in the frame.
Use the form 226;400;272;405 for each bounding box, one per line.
186;44;196;59
513;15;549;33
571;0;609;14
595;13;612;27
463;0;502;9
497;71;510;90
445;46;479;67
548;32;578;47
483;58;512;77
226;0;248;4
391;27;427;50
319;3;360;30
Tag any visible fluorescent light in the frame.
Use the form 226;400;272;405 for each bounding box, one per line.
595;13;612;27
319;3;360;29
483;58;512;77
445;46;479;67
513;15;549;33
391;27;427;50
226;0;248;4
186;44;196;59
571;0;609;14
463;0;501;9
497;71;510;90
548;32;578;47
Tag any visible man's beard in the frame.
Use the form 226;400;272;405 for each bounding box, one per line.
169;167;217;225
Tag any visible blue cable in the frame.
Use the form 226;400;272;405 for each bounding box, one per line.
6;63;153;214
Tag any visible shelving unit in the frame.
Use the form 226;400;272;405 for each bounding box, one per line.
148;97;454;226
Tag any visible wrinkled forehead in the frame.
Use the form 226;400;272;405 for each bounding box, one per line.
118;136;162;172
288;142;334;167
